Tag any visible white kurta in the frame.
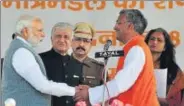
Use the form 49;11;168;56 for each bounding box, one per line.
12;36;75;97
89;46;146;105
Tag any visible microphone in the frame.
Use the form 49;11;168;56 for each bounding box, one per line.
95;50;124;58
104;40;112;51
95;39;123;58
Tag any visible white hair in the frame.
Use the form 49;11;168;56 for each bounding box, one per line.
15;14;42;35
51;22;74;38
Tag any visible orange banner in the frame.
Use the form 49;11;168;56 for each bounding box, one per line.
1;0;184;10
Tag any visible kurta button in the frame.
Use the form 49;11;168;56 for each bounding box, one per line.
66;100;69;104
65;75;68;78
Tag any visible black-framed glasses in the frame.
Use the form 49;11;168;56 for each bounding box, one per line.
73;37;92;43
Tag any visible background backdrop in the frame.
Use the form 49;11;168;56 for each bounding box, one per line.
1;1;184;77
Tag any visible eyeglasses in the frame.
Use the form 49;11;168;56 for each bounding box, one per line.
73;37;92;43
54;34;70;40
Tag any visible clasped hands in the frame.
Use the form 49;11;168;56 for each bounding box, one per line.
74;85;102;106
74;85;90;101
74;85;91;105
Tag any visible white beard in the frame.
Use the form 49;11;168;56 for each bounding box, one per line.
27;33;42;47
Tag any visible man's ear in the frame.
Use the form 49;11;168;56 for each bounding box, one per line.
51;35;53;40
22;27;29;39
163;47;166;51
128;23;134;31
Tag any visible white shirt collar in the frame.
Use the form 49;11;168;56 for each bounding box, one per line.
16;36;32;47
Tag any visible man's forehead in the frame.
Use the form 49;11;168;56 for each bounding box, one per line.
32;19;43;25
74;36;91;40
32;21;43;28
117;14;126;21
54;28;72;33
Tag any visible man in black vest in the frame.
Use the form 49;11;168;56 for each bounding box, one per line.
40;22;104;106
40;22;83;106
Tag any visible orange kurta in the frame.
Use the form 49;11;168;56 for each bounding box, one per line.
113;36;159;106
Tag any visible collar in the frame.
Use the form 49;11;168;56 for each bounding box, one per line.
16;36;31;47
71;54;90;67
50;49;70;60
124;35;142;46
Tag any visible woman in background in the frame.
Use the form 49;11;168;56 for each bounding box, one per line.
145;28;184;106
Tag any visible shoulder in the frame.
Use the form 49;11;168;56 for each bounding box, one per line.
128;46;145;56
87;57;104;66
177;70;184;79
14;48;33;57
13;48;36;64
39;50;52;57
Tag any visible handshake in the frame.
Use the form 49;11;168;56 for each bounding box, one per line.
73;85;124;106
74;85;101;106
74;85;92;106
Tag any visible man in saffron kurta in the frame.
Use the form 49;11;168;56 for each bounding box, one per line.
74;9;160;106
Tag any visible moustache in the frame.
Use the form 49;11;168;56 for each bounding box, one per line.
115;29;120;32
76;47;85;51
114;28;119;31
40;38;44;42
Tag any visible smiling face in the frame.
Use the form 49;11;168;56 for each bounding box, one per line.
114;15;130;43
51;28;72;55
23;19;45;47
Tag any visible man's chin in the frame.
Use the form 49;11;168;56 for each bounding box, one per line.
75;53;85;57
58;50;68;55
32;43;39;47
116;36;121;41
31;42;40;47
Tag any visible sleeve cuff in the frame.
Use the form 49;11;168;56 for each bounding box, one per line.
67;86;75;96
88;79;120;105
89;86;103;105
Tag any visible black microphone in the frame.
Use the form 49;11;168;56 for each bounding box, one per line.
104;40;112;51
95;39;124;58
95;50;124;58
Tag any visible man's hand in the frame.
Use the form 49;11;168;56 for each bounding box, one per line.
78;85;90;90
75;86;80;93
74;85;90;102
158;97;169;106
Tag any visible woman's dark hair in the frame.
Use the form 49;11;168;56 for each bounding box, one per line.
145;28;181;85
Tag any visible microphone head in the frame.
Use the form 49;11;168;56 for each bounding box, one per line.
106;39;112;46
104;39;112;51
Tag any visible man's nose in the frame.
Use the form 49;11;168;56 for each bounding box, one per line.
59;37;65;42
113;24;117;30
79;40;85;46
41;32;45;38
